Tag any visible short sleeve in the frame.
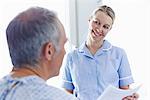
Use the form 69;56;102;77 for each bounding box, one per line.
118;49;134;87
60;53;74;90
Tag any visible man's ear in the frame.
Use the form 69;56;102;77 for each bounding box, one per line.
44;42;55;61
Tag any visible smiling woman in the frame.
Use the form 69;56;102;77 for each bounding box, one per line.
0;0;70;86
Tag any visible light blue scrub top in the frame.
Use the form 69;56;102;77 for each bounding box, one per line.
61;40;134;100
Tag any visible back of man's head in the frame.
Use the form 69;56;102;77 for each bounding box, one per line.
6;7;61;68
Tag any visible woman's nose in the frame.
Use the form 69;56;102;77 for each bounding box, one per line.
97;26;103;33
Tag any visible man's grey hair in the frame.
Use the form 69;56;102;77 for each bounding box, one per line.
6;7;61;68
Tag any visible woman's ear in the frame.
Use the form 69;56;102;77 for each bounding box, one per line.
109;26;112;31
88;16;93;22
44;42;55;61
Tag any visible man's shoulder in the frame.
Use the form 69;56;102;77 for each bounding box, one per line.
16;82;77;100
40;85;77;100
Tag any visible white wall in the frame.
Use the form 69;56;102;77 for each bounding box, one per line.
69;0;102;46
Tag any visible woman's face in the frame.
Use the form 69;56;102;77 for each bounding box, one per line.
88;11;113;42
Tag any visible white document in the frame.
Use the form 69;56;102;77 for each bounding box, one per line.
97;85;141;100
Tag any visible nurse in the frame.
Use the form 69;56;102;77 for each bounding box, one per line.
61;5;139;100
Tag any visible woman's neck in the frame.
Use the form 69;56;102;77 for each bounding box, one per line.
86;39;103;55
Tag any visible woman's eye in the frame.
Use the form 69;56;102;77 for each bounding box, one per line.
94;20;98;24
104;25;109;29
94;20;100;25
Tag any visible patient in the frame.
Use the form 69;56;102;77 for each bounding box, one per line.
0;7;77;100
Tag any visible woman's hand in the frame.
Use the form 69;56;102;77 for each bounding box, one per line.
122;93;139;100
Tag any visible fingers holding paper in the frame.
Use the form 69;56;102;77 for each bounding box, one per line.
122;93;139;100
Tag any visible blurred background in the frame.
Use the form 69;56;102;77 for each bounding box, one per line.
0;0;149;99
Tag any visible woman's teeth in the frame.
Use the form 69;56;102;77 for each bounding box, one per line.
92;29;104;37
94;29;101;36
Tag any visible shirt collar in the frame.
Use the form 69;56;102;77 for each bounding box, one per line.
101;40;112;51
78;40;112;57
78;42;93;58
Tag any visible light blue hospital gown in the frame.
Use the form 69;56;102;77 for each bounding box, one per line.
61;40;134;100
0;75;77;100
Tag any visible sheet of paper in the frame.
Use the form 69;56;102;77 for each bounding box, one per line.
97;85;141;100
